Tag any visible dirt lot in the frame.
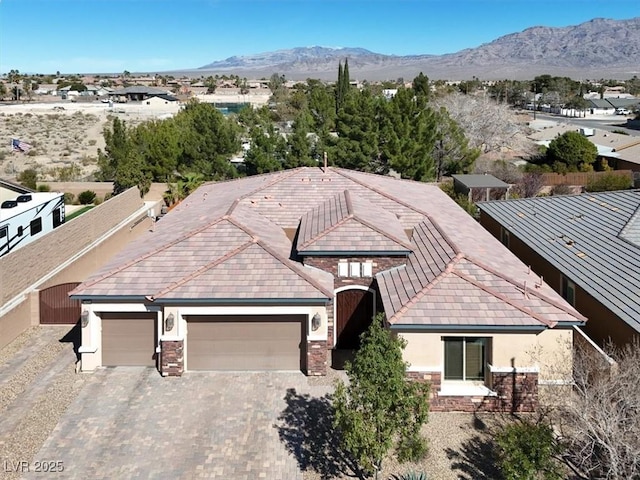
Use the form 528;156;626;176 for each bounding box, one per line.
0;101;176;184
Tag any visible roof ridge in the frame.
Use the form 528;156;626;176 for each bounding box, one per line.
452;269;556;328
354;216;414;251
297;191;350;250
464;255;587;321
75;216;230;292
151;240;255;299
387;252;464;323
333;169;460;254
232;167;311;205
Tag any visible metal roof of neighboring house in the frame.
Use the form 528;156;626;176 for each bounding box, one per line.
478;190;640;333
71;167;583;328
149;93;179;102
606;98;640;108
586;99;615;109
110;86;171;95
452;174;510;189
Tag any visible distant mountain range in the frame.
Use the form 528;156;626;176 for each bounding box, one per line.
192;17;640;81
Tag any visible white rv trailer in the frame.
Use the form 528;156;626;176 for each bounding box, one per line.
0;192;65;258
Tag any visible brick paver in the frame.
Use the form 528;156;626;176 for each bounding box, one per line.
26;368;333;479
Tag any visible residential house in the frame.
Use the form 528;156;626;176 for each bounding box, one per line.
108;86;172;102
478;190;640;348
70;167;584;412
528;124;640;172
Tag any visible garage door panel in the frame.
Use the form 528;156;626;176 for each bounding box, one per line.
101;313;156;367
187;315;304;371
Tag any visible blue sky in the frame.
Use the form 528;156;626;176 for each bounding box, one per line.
0;0;637;74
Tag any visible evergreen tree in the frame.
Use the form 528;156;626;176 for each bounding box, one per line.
333;314;430;479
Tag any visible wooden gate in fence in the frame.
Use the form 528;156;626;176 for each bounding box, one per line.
39;282;81;324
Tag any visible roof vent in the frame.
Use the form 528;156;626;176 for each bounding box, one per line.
1;200;18;209
16;194;32;203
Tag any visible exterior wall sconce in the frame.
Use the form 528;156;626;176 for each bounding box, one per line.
80;310;90;328
165;313;175;332
311;313;321;332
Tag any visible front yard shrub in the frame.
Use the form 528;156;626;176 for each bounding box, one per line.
333;313;430;479
495;419;562;480
78;190;97;204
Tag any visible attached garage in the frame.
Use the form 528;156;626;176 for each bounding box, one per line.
186;315;306;371
101;312;157;366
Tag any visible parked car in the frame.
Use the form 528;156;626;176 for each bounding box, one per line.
616;108;631;115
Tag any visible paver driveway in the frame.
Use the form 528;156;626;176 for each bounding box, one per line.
26;368;334;479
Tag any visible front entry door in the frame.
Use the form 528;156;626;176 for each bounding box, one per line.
336;289;374;349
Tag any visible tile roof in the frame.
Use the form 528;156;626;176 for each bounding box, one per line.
478;190;640;333
377;220;585;327
72;167;582;329
297;190;412;254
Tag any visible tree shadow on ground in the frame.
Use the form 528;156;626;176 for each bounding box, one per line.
59;321;81;361
275;388;364;480
445;414;502;480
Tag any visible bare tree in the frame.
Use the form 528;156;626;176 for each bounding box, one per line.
550;341;640;479
433;92;537;157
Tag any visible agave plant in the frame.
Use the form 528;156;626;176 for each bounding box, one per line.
389;472;428;480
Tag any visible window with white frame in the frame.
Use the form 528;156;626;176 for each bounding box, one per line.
561;275;576;306
350;262;361;277
338;262;349;277
444;337;489;381
337;261;373;278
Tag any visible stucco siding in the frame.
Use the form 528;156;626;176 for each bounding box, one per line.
399;328;572;381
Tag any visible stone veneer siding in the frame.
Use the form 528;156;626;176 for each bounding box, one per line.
408;370;539;413
160;339;184;377
304;255;406;360
306;340;328;376
303;256;407;290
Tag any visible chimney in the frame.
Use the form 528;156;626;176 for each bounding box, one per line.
323;151;328;172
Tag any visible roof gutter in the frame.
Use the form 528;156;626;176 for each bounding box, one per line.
299;251;411;256
149;298;330;306
389;324;547;333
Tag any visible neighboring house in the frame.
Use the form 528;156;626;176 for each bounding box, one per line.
528;124;640;171
585;98;616;115
478;190;640;348
108;86;172;102
70;167;584;411
142;94;179;107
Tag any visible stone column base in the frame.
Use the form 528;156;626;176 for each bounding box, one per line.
306;340;328;376
160;339;184;377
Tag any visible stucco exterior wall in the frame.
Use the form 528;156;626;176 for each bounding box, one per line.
398;327;572;382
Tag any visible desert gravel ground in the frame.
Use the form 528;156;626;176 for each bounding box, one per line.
0;326;86;480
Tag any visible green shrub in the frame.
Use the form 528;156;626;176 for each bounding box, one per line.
495;419;563;480
585;172;633;192
63;192;75;204
389;472;428;480
37;184;51;192
78;190;97;205
17;169;38;190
